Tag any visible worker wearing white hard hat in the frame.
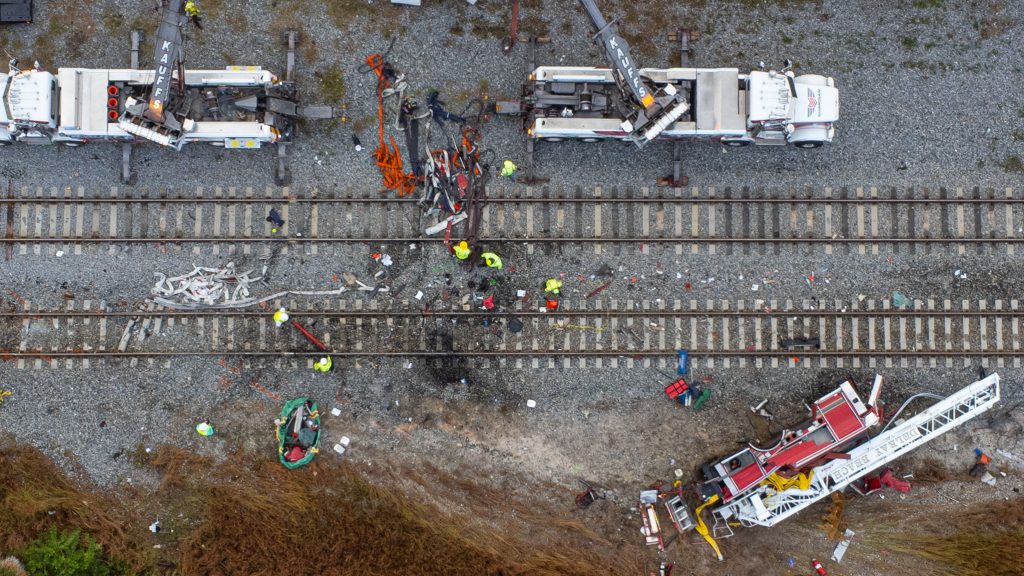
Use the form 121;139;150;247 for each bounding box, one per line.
313;356;333;373
273;308;289;327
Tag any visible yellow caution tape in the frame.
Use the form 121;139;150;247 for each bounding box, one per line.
554;325;605;332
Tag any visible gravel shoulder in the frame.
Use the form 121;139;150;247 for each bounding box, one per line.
1;1;1023;574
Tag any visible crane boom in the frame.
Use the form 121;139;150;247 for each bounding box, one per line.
577;0;652;110
147;0;186;122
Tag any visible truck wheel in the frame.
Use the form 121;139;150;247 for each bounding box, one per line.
794;141;823;149
722;140;751;148
580;137;600;143
541;137;564;142
61;142;82;148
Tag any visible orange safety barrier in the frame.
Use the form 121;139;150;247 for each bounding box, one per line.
366;53;416;197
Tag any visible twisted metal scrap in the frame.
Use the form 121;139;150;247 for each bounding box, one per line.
150;262;348;310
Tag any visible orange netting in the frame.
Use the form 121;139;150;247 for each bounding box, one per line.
366;54;416;197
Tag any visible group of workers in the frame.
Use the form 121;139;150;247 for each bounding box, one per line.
451;240;563;310
452;240;502;270
273;307;333;374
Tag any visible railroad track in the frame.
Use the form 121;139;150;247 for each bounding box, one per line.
1;186;1021;256
3;297;1020;370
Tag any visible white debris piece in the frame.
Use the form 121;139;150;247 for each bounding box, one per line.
831;529;855;562
415;290;424;300
339;436;351;447
331;407;342;417
150;262;349;309
526;399;537;408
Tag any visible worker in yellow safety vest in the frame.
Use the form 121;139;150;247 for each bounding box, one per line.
453;240;471;260
313;356;333;373
273;307;289;327
184;0;203;28
500;160;517;180
481;252;502;270
544;279;562;295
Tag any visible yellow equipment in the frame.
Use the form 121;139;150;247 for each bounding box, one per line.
762;471;813;492
694;494;724;561
0;389;10;405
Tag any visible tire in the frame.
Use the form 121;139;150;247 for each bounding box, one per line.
0;141;10;146
580;137;600;143
722;140;751;148
794;141;823;149
210;141;225;147
61;142;81;148
541;137;564;143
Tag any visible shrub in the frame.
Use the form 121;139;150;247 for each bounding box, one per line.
21;529;122;576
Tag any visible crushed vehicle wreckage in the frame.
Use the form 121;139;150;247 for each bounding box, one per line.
638;373;1001;560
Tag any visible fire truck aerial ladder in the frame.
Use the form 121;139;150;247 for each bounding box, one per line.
709;373;1001;534
0;0;340;184
497;0;839;150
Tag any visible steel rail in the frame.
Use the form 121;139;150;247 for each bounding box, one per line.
3;310;1020;318
0;196;1015;204
1;236;1020;243
2;350;1020;358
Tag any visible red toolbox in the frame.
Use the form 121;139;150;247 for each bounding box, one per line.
664;378;689;399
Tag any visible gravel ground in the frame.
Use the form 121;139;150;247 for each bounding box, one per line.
0;0;1022;191
3;243;1022;313
2;0;1023;572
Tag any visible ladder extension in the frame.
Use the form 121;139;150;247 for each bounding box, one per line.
715;374;1000;528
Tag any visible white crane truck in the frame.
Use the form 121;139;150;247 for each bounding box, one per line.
497;0;839;149
0;0;335;183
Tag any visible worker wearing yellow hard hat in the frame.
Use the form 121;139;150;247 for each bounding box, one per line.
481;252;502;270
453;241;471;260
544;279;562;295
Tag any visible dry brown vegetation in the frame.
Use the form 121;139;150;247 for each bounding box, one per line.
979;0;1016;39
858;498;1024;576
0;439;154;574
0;440;639;575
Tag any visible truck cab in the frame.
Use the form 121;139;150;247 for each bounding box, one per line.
0;66;58;144
735;70;839;148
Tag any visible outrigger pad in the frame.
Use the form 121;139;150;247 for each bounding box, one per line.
0;0;32;23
